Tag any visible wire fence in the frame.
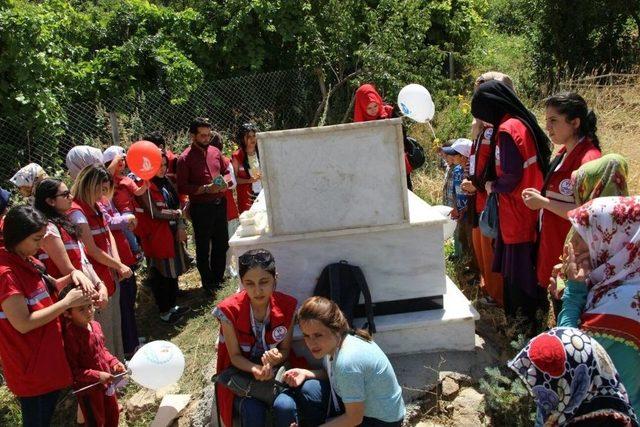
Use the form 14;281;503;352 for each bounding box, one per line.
0;69;322;185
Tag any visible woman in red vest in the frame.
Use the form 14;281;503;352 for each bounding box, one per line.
522;92;601;293
136;154;191;324
33;178;107;304
213;249;321;427
471;80;551;326
0;205;93;426
232;123;261;214
69;165;131;360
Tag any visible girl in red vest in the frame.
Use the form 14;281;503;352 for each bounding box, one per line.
69;165;132;361
136;154;190;324
33;178;108;304
232;123;261;214
522;92;601;293
213;249;321;427
471;80;551;326
0;205;93;427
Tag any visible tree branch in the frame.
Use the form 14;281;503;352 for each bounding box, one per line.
310;69;362;127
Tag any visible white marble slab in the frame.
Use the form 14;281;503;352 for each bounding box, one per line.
258;118;408;236
230;192;447;305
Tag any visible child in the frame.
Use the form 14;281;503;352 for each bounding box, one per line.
441;139;473;260
60;284;126;427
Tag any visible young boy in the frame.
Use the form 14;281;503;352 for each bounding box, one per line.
441;139;473;260
60;285;126;427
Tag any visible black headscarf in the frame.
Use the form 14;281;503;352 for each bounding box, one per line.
471;80;551;175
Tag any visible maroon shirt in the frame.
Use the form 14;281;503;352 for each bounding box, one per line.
177;143;231;203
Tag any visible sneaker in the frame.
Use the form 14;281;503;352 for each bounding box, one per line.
171;305;191;316
159;311;183;325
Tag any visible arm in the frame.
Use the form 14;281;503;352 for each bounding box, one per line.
219;318;272;379
232;156;257;185
132;181;149;196
136;190;180;221
522;189;577;217
76;223;124;270
261;319;295;366
64;331;103;384
556;279;588;327
177;156;208;196
321;403;365;427
40;234;78;277
226;162;237;190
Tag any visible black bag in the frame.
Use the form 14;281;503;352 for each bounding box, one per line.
314;261;376;334
404;136;426;170
479;192;499;239
211;366;288;406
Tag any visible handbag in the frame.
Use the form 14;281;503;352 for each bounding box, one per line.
479;192;499;239
211;365;288;406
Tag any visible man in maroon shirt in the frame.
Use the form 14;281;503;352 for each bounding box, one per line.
177;118;231;294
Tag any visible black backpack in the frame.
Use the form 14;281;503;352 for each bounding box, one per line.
404;136;426;170
314;260;376;334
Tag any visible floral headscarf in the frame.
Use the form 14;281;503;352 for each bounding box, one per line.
509;327;637;426
9;163;47;193
568;196;640;349
573;153;629;206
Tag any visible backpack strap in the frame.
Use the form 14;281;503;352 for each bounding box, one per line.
328;263;343;304
351;265;376;334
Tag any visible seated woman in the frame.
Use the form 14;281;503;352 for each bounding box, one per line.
510;327;638;426
558;196;640;414
284;296;406;427
0;205;93;426
213;249;320;427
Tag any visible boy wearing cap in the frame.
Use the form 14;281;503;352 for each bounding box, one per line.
441;139;473;260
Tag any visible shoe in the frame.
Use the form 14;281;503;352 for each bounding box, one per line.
159;311;184;325
171;305;191;316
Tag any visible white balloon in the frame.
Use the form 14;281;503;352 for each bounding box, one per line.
128;340;185;390
432;205;457;240
397;84;435;123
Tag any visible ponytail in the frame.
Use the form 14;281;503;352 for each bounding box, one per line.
583;109;600;150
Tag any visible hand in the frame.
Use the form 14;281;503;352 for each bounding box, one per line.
95;284;109;309
98;371;114;384
117;264;133;279
251;363;274;381
461;179;477;194
140;181;149;192
112;362;126;374
563;243;591;282
62;287;93;309
70;270;96;297
485;181;494;194
521;188;547;210
290;423;298;427
126;215;137;231
261;348;282;367
283;369;308;388
449;209;460;220
176;228;188;243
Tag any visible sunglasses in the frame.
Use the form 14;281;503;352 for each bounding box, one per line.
238;250;274;267
53;190;72;199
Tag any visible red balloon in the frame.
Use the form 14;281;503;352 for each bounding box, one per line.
126;140;162;180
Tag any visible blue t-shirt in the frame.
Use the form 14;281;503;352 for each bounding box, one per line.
328;334;405;422
452;164;468;212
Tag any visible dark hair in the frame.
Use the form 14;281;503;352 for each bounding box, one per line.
143;131;166;149
296;296;372;342
3;205;48;252
210;131;224;151
238;249;276;279
56;283;76;302
544;92;601;150
33;179;78;239
236;122;259;172
189;117;212;135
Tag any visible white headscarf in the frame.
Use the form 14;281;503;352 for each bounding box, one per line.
9;163;47;191
66;146;103;180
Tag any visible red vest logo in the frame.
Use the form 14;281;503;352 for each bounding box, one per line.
559;178;573;196
272;326;288;343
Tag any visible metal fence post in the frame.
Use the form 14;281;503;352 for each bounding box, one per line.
109;112;120;145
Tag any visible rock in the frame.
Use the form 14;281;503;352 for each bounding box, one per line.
126;388;158;421
440;376;460;399
438;370;474;388
451;387;487;425
156;383;181;400
151;394;191;427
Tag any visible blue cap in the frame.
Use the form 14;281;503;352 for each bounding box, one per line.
0;187;11;213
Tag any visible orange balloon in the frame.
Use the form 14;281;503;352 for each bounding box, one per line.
126;140;162;180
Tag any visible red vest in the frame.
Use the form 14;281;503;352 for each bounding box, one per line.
68;199;116;295
232;149;255;214
470;126;493;213
134;182;175;259
37;222;84;279
215;291;297;427
0;249;72;396
495;116;544;244
536;139;601;286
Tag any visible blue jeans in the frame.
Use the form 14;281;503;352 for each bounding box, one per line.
19;390;60;427
234;379;329;427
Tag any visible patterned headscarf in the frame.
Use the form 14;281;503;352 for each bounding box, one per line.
9;163;47;193
568;196;640;349
573;153;629;206
65;146;103;180
509;327;637;426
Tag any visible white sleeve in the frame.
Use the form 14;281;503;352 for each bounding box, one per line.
226;162;237;190
69;210;89;225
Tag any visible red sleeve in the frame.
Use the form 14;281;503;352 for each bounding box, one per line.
580;149;602;165
63;327;102;385
93;322;120;368
121;177;140;193
0;271;23;304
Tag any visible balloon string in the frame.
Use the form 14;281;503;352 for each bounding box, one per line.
427;122;437;139
147;182;154;220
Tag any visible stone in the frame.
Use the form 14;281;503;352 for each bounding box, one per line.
126;388;158;421
440;376;460;399
439;371;474;388
150;394;191;427
258;118;409;235
155;383;180;400
451;387;487;425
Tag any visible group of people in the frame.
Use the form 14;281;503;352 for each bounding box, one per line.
440;71;639;425
0;119;265;426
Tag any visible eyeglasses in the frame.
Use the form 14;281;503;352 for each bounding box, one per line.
239;250;274;267
54;191;71;199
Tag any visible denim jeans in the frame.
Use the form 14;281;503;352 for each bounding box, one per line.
19;390;60;427
234;379;329;427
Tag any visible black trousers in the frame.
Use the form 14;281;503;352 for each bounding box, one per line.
190;199;229;288
149;267;178;314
